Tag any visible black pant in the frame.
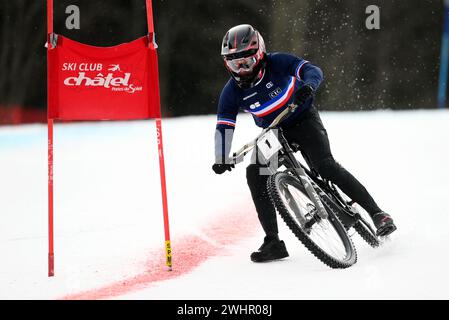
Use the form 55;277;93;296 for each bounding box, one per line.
246;106;381;238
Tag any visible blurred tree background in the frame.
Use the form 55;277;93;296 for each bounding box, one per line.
0;0;444;122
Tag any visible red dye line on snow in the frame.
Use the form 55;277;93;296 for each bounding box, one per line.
61;207;258;300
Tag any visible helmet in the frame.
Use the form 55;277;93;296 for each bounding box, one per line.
221;24;267;89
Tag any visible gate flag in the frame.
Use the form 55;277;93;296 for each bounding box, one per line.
48;35;160;120
47;0;172;277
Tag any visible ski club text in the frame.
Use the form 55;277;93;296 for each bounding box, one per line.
62;63;103;72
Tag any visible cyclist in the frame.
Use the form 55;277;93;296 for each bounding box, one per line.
212;24;397;263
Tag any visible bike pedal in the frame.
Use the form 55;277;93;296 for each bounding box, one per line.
376;224;397;237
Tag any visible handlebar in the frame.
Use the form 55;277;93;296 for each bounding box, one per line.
230;103;298;164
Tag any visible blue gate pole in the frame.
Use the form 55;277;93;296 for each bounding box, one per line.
438;0;449;109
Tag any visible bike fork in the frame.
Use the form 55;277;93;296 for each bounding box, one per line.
294;167;328;219
278;130;329;220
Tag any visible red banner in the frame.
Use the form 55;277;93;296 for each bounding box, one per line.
48;35;160;120
46;0;172;277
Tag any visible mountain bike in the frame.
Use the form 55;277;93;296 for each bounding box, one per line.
231;104;381;268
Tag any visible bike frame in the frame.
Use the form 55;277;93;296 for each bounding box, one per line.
275;132;362;226
278;139;378;231
231;105;329;220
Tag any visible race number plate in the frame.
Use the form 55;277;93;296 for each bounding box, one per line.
257;130;282;161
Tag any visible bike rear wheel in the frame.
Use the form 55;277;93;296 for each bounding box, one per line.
267;172;357;269
333;186;380;248
353;207;380;247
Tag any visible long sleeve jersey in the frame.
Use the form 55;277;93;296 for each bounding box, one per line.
214;52;323;163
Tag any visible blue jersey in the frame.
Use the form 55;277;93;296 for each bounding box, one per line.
215;52;324;163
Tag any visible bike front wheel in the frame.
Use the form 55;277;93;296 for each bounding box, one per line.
267;172;357;269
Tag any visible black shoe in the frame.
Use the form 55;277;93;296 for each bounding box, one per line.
372;211;397;237
250;236;289;263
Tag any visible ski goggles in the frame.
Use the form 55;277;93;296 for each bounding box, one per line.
225;55;258;74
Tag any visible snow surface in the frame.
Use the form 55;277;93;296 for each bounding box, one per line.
1;110;448;300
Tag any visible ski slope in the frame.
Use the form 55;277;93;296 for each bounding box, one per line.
1;110;448;300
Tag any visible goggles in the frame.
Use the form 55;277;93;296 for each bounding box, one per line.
225;54;258;74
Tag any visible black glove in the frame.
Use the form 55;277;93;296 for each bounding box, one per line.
295;84;315;106
212;163;234;174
